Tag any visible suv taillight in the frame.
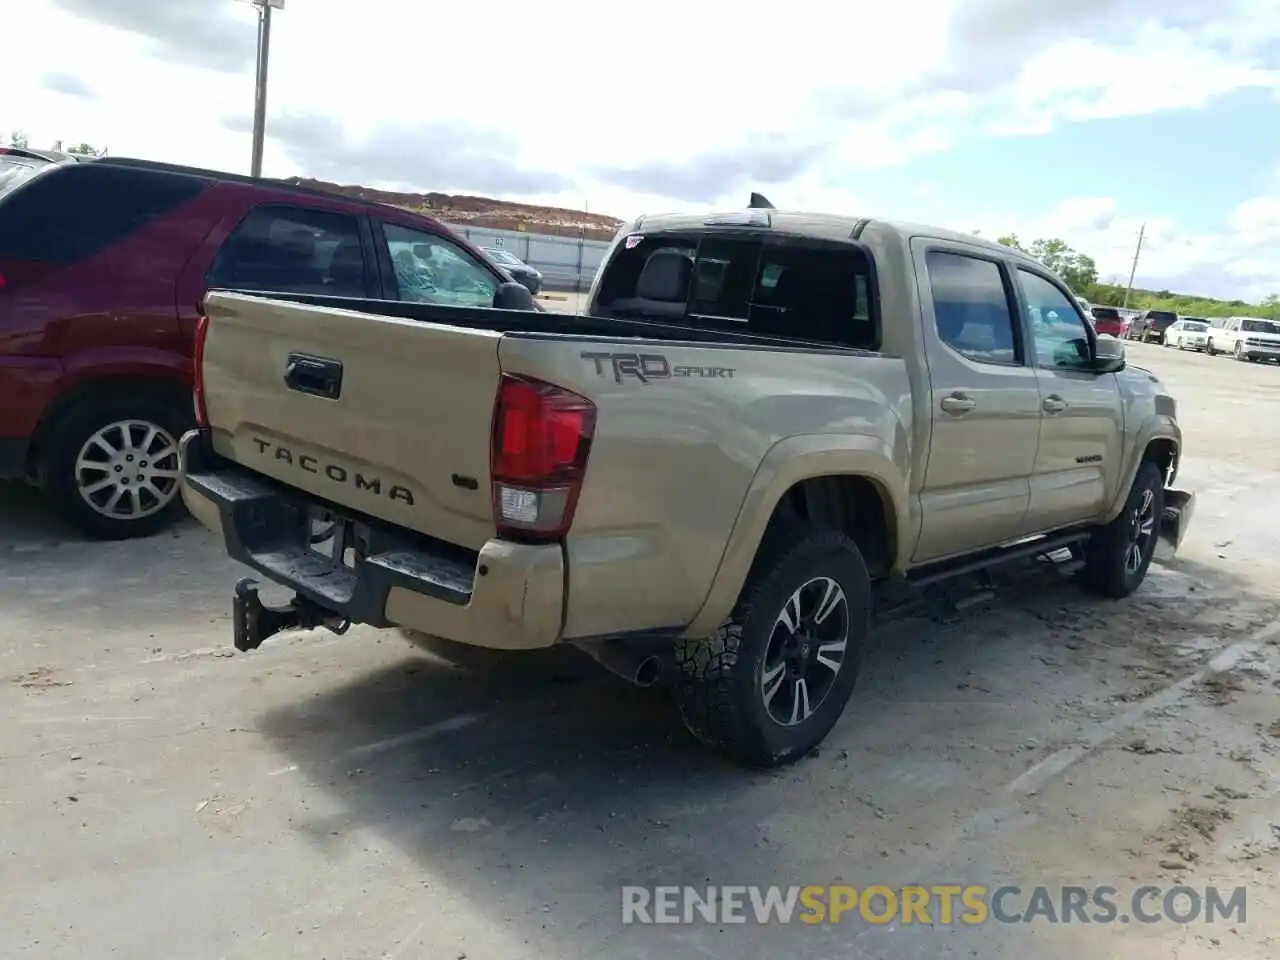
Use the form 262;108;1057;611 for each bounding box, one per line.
192;314;210;428
490;374;596;541
0;259;54;292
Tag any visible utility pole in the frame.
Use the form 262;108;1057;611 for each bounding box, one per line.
248;0;284;178
1122;223;1145;310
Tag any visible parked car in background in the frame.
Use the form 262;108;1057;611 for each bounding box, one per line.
1128;309;1178;343
481;246;543;295
1205;315;1280;362
1164;318;1210;351
1089;306;1128;338
0;156;535;539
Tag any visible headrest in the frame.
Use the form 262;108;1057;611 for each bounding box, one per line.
636;251;692;302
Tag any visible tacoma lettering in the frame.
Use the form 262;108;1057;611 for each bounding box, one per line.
251;437;414;505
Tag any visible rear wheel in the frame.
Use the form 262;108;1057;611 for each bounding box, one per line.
673;524;871;768
38;393;190;539
1076;461;1164;599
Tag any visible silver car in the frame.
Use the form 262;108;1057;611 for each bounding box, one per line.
1165;317;1210;351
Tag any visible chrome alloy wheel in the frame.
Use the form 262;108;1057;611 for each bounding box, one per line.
761;576;850;726
1124;487;1156;576
74;419;182;520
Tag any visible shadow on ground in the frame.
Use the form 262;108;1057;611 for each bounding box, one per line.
253;554;1271;958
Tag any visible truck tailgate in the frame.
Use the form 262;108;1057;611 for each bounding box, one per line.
199;291;501;550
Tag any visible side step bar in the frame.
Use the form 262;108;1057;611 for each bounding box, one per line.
905;531;1090;588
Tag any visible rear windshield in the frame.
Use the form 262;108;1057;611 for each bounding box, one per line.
0;157;46;202
0;162;210;265
1242;319;1280;335
1091;307;1119;319
592;231;877;349
1146;311;1177;325
1182;321;1208;331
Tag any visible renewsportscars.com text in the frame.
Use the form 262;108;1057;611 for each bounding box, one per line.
621;884;1247;926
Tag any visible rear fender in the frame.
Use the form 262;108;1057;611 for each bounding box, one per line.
681;433;908;638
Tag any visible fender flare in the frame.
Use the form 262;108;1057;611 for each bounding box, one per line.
680;433;909;637
1104;413;1180;523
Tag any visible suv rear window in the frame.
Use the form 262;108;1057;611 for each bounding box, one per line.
0;162;210;264
1145;310;1177;326
592;232;876;349
1091;307;1119;319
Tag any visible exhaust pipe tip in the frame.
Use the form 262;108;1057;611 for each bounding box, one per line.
572;639;665;688
633;655;662;688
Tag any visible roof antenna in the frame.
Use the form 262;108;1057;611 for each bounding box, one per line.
748;192;775;209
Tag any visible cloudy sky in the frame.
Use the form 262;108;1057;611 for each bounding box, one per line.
4;0;1279;300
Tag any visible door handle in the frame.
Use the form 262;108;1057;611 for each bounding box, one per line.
284;354;344;399
1042;394;1068;414
940;393;976;416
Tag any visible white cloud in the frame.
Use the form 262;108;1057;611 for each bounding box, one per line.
2;0;1278;299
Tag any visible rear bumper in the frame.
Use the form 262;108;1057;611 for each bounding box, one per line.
179;431;565;651
1159;488;1195;553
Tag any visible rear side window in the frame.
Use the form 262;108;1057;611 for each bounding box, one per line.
924;251;1020;365
0;163;208;263
593;232;876;348
207;204;372;297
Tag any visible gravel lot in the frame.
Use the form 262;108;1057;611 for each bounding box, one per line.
3;341;1280;959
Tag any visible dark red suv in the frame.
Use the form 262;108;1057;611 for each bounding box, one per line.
0;155;533;538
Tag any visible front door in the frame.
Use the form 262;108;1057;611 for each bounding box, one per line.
911;241;1043;564
1013;266;1124;534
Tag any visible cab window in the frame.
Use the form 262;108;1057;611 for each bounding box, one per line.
1016;269;1092;369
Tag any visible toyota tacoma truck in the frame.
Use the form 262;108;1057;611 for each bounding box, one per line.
179;197;1195;769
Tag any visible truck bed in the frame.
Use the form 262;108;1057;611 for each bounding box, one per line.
232;290;876;354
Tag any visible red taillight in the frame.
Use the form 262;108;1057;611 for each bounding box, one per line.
192;314;210;428
490;374;595;540
0;259;54;292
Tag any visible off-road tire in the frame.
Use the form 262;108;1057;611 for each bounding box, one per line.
1076;461;1164;599
673;524;872;769
38;393;191;540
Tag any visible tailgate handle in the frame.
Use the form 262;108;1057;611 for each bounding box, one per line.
284;354;343;399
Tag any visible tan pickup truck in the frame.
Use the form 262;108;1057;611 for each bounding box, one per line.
180;198;1194;768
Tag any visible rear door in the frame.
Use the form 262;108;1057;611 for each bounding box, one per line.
911;240;1042;563
1013;266;1123;533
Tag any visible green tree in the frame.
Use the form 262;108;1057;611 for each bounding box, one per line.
1262;294;1279;320
1024;237;1099;292
8;130;28;148
996;234;1025;252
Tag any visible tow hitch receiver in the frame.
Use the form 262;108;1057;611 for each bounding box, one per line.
232;577;350;652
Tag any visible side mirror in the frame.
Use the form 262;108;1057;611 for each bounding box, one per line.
1090;334;1126;373
492;281;537;311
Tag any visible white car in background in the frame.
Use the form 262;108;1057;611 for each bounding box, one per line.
1164;317;1210;351
1205;315;1280;362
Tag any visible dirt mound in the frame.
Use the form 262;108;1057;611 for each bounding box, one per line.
284;177;625;242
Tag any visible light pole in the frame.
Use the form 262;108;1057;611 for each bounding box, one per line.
247;0;284;177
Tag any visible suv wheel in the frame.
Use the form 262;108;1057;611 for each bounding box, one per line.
1234;341;1248;362
1076;461;1164;599
1206;338;1217;355
673;524;871;768
39;394;190;539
